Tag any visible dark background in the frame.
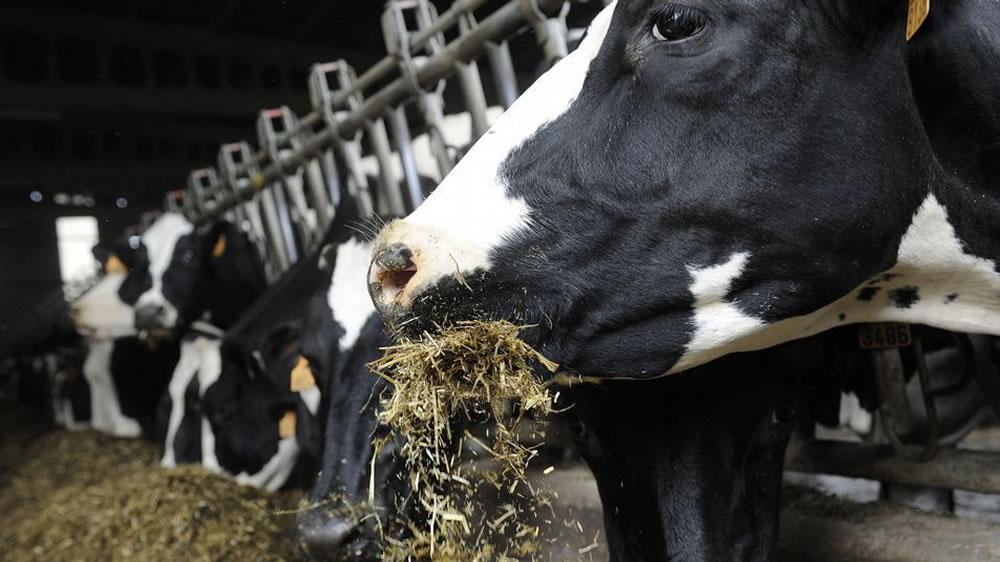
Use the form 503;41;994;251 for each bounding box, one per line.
0;0;602;352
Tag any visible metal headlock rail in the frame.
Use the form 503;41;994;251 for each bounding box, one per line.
158;0;572;282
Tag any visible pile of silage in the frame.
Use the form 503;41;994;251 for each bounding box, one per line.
0;430;304;562
368;320;561;560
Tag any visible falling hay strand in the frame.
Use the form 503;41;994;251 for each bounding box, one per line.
368;320;559;560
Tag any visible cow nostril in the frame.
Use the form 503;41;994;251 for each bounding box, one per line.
369;243;417;304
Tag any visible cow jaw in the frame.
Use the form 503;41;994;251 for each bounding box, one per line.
369;2;618;322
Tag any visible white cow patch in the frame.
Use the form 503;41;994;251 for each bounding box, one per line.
673;194;1000;375
135;212;194;325
328;238;376;351
838;392;874;435
375;2;619;305
300;386;321;416
72;273;136;340
83;340;141;438
233;437;299;492
162;336;221;468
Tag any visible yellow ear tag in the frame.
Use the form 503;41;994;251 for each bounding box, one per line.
906;0;930;41
279;410;297;438
212;234;227;257
105;254;127;275
290;356;317;392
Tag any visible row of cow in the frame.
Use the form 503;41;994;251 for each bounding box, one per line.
14;0;1000;560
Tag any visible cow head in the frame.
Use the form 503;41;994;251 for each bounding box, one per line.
368;1;974;380
71;243;139;340
296;315;408;561
297;231;411;559
202;341;301;490
121;213;266;336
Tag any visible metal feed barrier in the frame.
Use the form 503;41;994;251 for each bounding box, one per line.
157;0;573;284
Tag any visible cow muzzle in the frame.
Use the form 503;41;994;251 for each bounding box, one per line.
297;511;371;561
368;219;492;328
368;243;417;323
134;304;171;334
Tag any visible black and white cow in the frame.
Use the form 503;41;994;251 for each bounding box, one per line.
121;213;269;474
120;213;267;336
364;1;1000;559
561;2;1000;558
71;246;178;438
189;227;341;489
368;0;1000;382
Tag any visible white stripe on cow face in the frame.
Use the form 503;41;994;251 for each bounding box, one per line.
372;3;618;307
328;238;376;351
135;213;194;324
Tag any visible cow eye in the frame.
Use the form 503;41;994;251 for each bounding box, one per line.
652;4;706;42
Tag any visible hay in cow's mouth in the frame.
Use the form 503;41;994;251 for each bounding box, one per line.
367;320;560;561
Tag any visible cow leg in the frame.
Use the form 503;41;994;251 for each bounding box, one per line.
162;344;201;467
194;337;223;473
83;341;140;437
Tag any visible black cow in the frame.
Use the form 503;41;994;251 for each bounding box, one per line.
368;0;1000;382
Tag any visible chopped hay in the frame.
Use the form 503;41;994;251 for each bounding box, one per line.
0;430;304;562
368;320;560;560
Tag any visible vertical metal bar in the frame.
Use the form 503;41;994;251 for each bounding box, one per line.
335;136;376;219
269;181;300;266
418;92;454;177
485;40;518;108
455;62;491;140
257;188;291;272
366;118;407;216
282;172;317;251
456;13;494;138
304;158;333;231
534;16;569;65
385;105;425;212
319;149;343;209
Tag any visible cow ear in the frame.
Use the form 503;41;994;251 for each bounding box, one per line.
205;221;233;259
92;244;111;267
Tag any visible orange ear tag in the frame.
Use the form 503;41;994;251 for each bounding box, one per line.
212;234;227;257
906;0;930;41
105;254;127;274
290;356;317;392
279;411;297;438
